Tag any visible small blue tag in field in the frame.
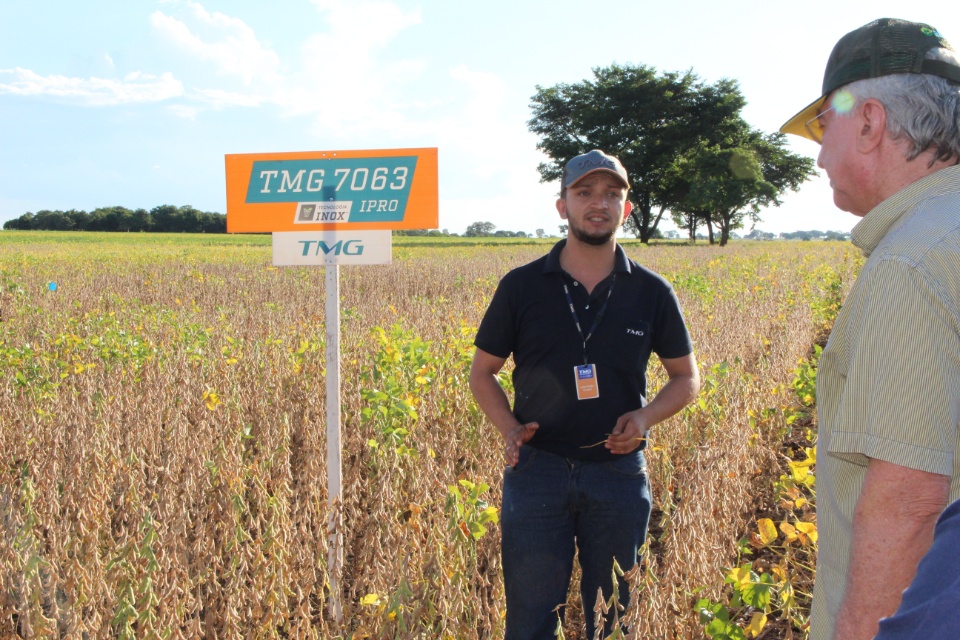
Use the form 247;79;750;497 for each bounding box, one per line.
48;282;57;292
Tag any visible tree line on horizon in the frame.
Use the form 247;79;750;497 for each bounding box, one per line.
2;205;226;233
5;66;814;244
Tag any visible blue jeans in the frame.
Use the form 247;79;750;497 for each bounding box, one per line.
501;445;652;640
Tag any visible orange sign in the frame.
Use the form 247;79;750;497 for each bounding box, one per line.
225;148;438;232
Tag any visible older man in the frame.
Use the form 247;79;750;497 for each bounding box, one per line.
779;17;960;640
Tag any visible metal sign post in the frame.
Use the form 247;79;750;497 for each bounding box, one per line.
275;230;391;622
325;263;343;622
225;148;437;625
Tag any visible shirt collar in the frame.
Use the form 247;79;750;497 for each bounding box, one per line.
853;164;960;256
542;239;633;275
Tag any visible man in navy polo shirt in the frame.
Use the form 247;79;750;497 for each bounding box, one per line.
470;149;700;639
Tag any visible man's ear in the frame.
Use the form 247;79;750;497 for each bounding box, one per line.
556;197;569;220
857;99;887;153
622;200;633;222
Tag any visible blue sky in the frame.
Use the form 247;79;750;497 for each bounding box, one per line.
0;0;955;236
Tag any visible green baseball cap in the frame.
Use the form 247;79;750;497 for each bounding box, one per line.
561;149;630;189
781;18;960;142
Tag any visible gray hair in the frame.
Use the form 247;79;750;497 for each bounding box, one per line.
843;48;960;165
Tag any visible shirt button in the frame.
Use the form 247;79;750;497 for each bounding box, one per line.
573;281;579;286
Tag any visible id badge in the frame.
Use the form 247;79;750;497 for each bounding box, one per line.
574;364;599;400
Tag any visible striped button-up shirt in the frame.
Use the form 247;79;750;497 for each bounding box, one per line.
810;164;960;640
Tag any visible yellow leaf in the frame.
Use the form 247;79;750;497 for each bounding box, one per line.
796;521;818;545
203;390;221;411
726;566;752;589
359;593;381;606
754;518;778;547
771;564;787;582
746;612;767;637
780;521;799;543
789;462;810;483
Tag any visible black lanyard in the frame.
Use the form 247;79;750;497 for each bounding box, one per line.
562;273;616;365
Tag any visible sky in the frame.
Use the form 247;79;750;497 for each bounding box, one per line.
0;0;956;237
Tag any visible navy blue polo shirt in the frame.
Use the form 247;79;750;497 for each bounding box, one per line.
474;240;693;462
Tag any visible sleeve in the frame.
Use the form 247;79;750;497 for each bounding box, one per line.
829;258;960;476
473;272;519;359
651;282;694;360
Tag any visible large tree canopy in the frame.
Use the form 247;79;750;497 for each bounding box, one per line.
528;64;814;243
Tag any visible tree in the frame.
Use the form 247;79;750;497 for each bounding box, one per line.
465;221;496;237
529;65;745;243
91;206;140;232
676;146;773;246
150;205;180;232
65;209;91;230
177;206;205;233
529;64;814;245
669;126;814;245
3;213;33;230
32;210;74;230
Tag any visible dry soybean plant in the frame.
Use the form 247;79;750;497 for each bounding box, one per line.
0;233;860;639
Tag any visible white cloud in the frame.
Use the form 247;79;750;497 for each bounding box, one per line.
193;87;267;109
308;0;421;43
166;104;201;119
286;0;425;124
150;2;282;87
0;68;183;106
1;0;520;163
0;1;432;126
292;3;429;138
145;0;428;131
440;65;517;175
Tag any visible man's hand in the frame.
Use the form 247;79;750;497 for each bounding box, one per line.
605;353;699;455
606;409;649;454
470;348;540;467
503;422;539;467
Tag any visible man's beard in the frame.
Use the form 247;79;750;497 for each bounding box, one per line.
569;218;617;246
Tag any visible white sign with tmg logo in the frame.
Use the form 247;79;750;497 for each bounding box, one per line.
272;231;392;266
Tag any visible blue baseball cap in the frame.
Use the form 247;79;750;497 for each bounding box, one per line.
561;150;630;189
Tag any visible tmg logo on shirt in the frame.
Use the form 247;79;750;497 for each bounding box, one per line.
626;328;645;337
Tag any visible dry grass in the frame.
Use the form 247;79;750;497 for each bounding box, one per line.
0;233;860;639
